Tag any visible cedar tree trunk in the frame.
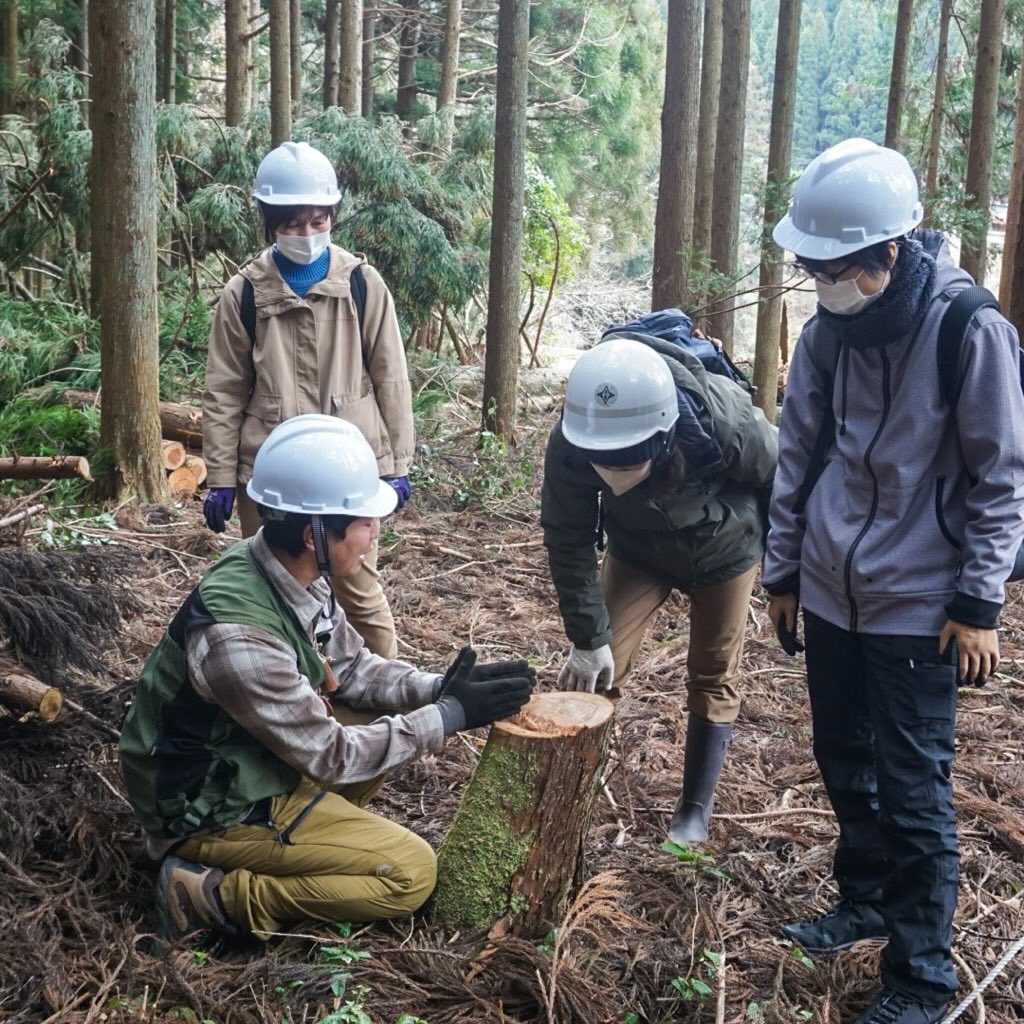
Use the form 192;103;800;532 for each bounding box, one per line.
89;0;167;501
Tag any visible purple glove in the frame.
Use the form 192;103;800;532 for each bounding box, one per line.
203;487;236;533
383;475;410;510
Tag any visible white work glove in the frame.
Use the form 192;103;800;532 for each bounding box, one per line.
557;643;615;693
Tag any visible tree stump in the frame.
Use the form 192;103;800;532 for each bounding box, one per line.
432;691;614;935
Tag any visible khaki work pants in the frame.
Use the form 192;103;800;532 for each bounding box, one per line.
237;485;398;659
602;554;758;724
175;707;435;938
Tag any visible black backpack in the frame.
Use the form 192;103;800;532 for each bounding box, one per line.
795;287;1024;582
239;264;369;368
602;308;756;394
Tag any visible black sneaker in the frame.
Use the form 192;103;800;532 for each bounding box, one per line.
781;898;888;952
856;989;948;1024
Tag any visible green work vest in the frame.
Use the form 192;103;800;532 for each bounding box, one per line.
118;540;326;838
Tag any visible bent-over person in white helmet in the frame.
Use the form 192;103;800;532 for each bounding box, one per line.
120;415;534;941
765;138;1024;1024
201;141;414;660
541;336;778;845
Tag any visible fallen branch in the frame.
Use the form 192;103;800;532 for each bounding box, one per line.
0;503;45;530
0;456;92;482
0;666;63;723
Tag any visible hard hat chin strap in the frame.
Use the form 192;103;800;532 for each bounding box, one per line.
310;515;337;618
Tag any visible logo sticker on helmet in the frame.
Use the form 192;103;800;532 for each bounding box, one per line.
595;384;617;406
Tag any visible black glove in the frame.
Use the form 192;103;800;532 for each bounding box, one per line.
436;647;533;733
776;612;805;657
470;658;537;684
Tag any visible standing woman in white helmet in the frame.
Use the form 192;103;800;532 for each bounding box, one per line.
201;141;414;658
765;138;1024;1024
541;335;777;845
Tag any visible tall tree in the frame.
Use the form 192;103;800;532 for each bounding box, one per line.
323;0;340;108
437;0;462;150
706;0;750;353
73;0;89;93
482;0;530;440
1;0;17;115
693;0;722;271
922;0;952;225
396;0;420;120
651;0;702;310
225;0;250;125
269;0;291;145
960;0;1006;283
998;34;1024;324
289;0;302;114
753;0;801;415
89;0;166;501
161;0;175;103
361;7;375;116
338;0;362;113
884;0;914;148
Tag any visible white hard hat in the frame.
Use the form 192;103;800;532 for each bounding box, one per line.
773;138;923;261
247;415;397;518
252;142;341;207
561;338;679;457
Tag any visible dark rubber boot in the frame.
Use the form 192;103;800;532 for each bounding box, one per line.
781;899;888;952
667;716;732;845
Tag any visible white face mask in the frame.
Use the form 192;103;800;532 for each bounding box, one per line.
591;461;653;496
275;230;331;265
815;268;891;315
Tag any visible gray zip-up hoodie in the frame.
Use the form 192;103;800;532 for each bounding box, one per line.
764;238;1024;634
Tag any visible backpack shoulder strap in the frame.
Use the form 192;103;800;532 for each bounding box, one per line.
349;264;369;371
937;285;1000;407
240;266;368;364
793;332;841;518
240;277;257;346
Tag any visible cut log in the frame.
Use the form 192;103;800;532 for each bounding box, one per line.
0;455;92;481
161;439;187;471
40;389;204;448
167;466;199;496
432;691;615;935
184;455;207;485
0;668;63;723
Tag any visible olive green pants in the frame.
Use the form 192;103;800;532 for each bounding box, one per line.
603;555;758;724
237;485;398;659
175;709;435;939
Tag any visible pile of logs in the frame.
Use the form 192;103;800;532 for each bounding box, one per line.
161;441;207;497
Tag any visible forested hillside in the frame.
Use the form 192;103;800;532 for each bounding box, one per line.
2;3;1024;1023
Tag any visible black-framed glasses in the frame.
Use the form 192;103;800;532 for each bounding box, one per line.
788;259;855;285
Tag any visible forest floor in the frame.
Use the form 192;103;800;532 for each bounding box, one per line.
2;383;1024;1024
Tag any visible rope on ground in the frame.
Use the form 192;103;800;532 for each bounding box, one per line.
941;931;1024;1023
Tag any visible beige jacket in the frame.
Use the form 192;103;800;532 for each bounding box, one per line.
202;245;414;488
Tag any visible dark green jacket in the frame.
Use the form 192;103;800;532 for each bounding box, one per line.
541;339;778;649
119;542;325;838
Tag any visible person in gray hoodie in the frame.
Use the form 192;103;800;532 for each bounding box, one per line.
763;138;1024;1024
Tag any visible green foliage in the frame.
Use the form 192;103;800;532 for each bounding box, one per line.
523;161;589;291
660;840;733;881
0;398;98;457
669;948;720;1002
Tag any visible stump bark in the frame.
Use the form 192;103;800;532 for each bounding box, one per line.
432;691;614;934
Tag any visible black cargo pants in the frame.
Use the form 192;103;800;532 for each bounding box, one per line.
803;610;959;1002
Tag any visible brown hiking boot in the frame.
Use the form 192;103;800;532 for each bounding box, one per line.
156;856;234;940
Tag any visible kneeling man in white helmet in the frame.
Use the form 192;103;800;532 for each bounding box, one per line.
541;337;777;844
120;415;534;941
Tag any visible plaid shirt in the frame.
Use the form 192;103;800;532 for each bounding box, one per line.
186;531;445;789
